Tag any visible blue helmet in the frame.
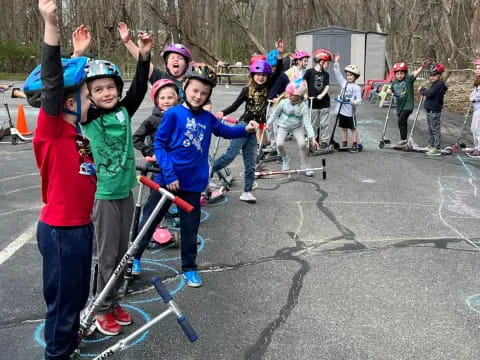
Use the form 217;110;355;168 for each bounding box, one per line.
267;50;279;66
24;56;88;108
85;60;124;94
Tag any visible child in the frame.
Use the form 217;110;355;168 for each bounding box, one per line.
131;79;179;275
73;26;152;336
303;48;333;148
332;53;362;152
267;80;319;176
137;64;257;288
468;59;480;158
212;43;284;204
285;50;310;82
418;63;448;156
26;0;95;358
118;22;190;103
387;60;429;144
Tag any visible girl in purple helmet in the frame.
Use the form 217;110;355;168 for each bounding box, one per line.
118;22;191;103
212;40;284;203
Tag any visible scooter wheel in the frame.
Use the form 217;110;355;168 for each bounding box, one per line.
11;135;19;145
443;148;452;155
173;232;180;248
460;143;466;149
357;144;363;152
379;141;384;149
404;145;411;152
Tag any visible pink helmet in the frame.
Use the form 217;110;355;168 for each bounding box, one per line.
293;51;310;60
249;54;267;66
286;81;306;96
475;59;480;67
250;60;272;74
162;44;192;63
150;79;178;104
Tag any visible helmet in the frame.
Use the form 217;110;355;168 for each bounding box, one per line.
344;64;361;77
286;80;306;96
85;60;124;94
267;50;279;66
24;56;88;108
475;59;480;67
185;63;217;87
428;63;445;75
293;51;310;60
150;79;178;104
312;48;333;63
162;43;192;63
249;54;266;66
249;60;272;74
392;62;408;72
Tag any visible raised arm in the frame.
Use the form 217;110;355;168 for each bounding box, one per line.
118;22;155;79
412;60;429;79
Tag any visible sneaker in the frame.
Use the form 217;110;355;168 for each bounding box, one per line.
131;258;141;276
183;270;203;287
426;147;441;156
95;313;121;335
275;155;283;163
304;169;314;177
252;181;258;191
397;139;408;146
341;142;349;149
467;150;480;158
349;145;359;153
282;156;290;171
112;305;132;326
240;191;257;203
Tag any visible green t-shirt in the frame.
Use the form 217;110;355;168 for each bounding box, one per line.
391;74;416;113
82;106;137;200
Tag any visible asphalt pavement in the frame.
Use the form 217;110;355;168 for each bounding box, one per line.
1;83;480;360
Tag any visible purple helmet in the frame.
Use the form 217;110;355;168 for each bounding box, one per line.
162;44;192;63
250;60;272;74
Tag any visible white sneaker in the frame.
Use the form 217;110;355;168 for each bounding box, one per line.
397;140;407;145
302;163;314;177
282;156;290;171
240;192;256;203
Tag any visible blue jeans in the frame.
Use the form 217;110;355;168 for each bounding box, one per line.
212;130;256;192
134;189;201;271
37;221;93;360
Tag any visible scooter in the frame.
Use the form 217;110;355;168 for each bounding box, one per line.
92;277;197;359
443;103;474;154
0;83;33;145
254;159;327;179
79;176;194;341
378;97;394;148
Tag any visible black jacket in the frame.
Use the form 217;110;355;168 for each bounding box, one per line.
420;81;448;113
133;107;163;157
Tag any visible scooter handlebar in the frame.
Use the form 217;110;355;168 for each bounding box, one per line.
177;315;198;342
151;277;173;303
136;164;161;174
138;176;194;213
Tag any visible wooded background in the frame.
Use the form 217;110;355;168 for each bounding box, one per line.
1;0;480;77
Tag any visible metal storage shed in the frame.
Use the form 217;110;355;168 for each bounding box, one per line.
296;26;387;85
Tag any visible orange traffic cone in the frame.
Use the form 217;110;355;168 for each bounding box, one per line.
15;104;32;136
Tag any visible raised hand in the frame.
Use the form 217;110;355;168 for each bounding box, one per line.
72;24;91;57
39;0;58;25
138;32;153;57
334;53;341;64
117;22;130;43
276;38;284;54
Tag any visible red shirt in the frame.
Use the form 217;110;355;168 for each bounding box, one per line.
33;108;96;226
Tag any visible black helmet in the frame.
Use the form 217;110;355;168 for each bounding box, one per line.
185;63;217;87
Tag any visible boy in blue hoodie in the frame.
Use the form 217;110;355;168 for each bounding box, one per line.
136;64;258;287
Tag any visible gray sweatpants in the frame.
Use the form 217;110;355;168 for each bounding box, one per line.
93;192;134;315
277;126;309;168
311;108;330;143
427;112;442;149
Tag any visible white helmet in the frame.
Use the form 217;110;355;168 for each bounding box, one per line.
344;64;361;77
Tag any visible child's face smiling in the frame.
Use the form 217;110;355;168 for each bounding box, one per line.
166;53;187;78
253;73;267;85
156;86;178;112
88;78;119;110
300;57;309;69
395;71;406;81
184;79;210;109
346;72;356;83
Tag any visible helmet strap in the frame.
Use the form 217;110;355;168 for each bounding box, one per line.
63;90;82;124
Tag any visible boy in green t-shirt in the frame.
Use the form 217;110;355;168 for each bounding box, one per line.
387;60;429;144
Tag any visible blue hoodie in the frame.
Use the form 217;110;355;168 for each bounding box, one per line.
154;104;248;192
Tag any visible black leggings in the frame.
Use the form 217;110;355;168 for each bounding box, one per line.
397;110;413;140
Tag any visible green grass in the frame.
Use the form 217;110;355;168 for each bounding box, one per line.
0;73;28;81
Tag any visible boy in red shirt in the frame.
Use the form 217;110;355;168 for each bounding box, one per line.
24;0;95;358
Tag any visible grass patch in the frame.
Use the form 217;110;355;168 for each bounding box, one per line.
0;73;28;81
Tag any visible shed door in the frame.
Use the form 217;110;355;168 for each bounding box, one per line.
313;34;350;85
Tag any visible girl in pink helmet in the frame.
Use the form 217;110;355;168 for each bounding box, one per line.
468;59;480;158
285;50;310;82
131;79;180;275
